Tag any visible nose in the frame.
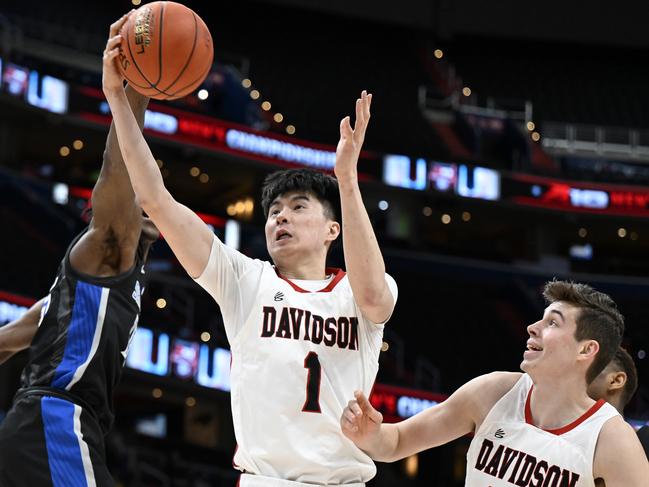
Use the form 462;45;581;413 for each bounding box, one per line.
275;207;289;224
527;320;541;337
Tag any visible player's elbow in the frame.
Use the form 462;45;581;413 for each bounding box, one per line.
135;189;173;219
357;289;394;323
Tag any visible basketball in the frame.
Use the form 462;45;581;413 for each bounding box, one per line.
117;1;213;100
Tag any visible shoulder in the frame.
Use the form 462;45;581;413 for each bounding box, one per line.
597;415;636;444
468;371;522;402
69;223;137;276
203;235;267;272
448;372;523;427
466;371;523;395
594;415;649;480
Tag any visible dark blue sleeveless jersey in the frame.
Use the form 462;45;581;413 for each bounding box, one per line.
18;228;149;433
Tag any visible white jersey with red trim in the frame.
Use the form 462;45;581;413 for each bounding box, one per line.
466;374;618;487
195;236;398;484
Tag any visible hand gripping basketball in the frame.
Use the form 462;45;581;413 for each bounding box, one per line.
102;13;132;95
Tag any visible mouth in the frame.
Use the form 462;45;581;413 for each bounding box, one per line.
524;341;543;356
275;229;293;241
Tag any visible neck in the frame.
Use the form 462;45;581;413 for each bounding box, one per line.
528;374;595;430
607;393;625;415
275;258;328;280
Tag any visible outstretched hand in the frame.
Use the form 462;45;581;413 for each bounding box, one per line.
102;13;132;96
335;90;372;180
340;390;383;451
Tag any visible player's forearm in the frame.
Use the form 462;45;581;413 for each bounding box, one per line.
338;175;392;320
104;88;169;214
0;298;43;355
360;423;402;462
102;85;149;178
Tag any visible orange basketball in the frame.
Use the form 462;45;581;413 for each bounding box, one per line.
117;1;214;100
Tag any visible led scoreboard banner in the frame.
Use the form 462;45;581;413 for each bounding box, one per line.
5;54;647;218
504;173;649;217
70;87;381;180
370;383;448;423
389;156;649;218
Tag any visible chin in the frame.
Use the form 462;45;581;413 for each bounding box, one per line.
520;358;539;375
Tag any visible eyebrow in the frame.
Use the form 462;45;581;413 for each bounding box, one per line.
549;309;565;322
270;194;310;207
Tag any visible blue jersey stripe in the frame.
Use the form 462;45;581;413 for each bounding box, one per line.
51;281;102;389
41;397;90;487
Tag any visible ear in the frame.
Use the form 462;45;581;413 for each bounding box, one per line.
608;371;627;392
326;221;340;242
578;339;600;362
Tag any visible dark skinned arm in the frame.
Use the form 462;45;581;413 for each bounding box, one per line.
69;85;150;277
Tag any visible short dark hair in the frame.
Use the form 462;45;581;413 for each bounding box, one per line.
543;280;624;384
608;347;639;408
261;169;340;221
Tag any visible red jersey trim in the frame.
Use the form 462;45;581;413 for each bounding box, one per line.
524;385;606;436
274;267;346;293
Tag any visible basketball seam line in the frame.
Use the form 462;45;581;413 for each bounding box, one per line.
160;11;198;94
154;1;164;86
169;59;212;99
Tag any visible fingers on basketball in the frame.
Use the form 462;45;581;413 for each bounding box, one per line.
106;35;122;52
110;12;131;37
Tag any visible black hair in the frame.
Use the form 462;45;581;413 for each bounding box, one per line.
261;169;340;221
609;347;639;408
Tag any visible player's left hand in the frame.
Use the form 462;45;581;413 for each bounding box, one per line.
334;90;372;181
341;390;383;451
102;12;132;96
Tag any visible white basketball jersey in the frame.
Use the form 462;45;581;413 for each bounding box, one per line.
195;236;398;484
466;374;619;487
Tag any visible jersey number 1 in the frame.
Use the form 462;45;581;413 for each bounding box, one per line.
302;352;321;413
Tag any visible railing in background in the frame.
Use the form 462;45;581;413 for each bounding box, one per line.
542;122;649;163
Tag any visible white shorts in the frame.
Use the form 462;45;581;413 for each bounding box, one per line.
238;473;366;487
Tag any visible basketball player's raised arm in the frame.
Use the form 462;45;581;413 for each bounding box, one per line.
593;415;649;486
335;91;395;324
341;372;519;461
101;14;213;279
89;83;149;237
0;298;45;365
69;83;150;275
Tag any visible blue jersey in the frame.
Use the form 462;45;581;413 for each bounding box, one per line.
18;228;149;433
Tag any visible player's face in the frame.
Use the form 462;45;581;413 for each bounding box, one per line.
264;191;339;266
521;301;584;380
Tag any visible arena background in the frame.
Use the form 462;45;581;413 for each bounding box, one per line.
0;1;648;485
